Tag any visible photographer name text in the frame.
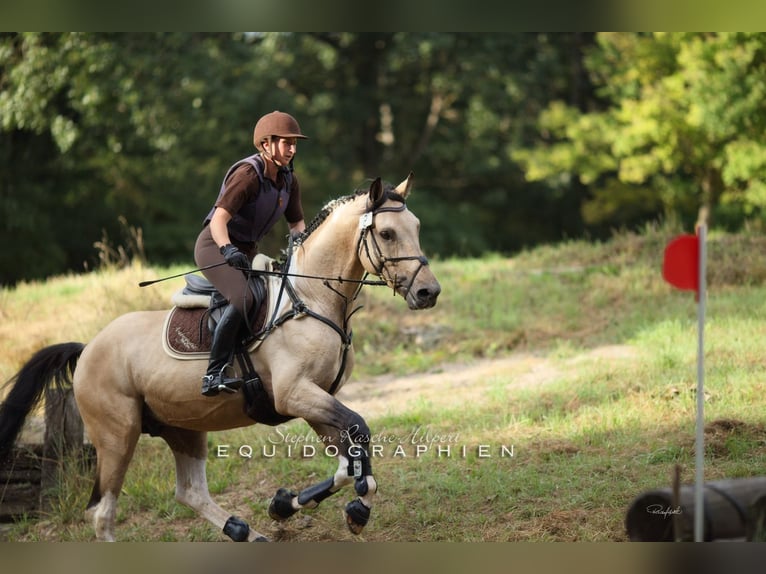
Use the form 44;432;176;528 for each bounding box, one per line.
214;425;514;460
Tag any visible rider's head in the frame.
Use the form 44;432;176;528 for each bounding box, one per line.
253;111;308;167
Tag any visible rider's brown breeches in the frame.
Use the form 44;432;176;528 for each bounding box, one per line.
194;225;255;317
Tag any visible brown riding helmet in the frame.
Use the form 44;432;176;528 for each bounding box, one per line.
253;111;308;150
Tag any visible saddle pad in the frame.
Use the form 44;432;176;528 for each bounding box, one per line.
162;256;291;361
162;293;273;360
162;307;213;359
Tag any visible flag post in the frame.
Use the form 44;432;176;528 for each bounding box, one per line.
693;222;707;542
661;213;707;542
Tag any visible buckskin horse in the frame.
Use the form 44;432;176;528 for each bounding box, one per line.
0;174;440;541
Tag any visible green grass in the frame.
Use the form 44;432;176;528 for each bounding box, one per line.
4;225;766;541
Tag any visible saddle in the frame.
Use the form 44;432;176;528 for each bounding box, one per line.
162;254;275;360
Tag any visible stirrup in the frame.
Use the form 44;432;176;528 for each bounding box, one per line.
201;373;243;397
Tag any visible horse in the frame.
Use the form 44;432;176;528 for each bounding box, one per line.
0;173;441;541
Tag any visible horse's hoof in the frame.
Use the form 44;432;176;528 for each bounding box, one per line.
268;487;299;521
344;499;370;535
223;515;250;542
346;514;365;535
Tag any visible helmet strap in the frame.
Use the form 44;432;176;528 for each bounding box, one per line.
262;136;287;167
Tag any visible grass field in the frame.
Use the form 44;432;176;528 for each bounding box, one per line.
3;223;766;541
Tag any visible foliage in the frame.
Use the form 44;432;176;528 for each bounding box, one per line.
514;32;766;233
0;32;594;284
4;33;766;285
0;33;260;284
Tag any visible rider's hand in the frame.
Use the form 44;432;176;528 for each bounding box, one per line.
220;244;250;270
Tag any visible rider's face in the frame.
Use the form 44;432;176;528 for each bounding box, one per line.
271;137;297;166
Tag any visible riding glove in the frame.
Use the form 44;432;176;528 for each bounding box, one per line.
220;244;250;270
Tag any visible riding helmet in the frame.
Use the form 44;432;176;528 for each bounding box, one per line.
253;111;308;150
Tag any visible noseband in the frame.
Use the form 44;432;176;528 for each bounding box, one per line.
356;195;430;300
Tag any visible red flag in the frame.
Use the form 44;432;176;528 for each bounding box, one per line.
662;234;699;293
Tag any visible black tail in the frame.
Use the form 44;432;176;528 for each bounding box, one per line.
0;342;85;463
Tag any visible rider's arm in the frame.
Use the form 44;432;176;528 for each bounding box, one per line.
209;207;234;249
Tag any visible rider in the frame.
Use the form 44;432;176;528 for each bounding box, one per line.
194;111;308;397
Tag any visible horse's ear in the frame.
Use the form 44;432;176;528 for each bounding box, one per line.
394;172;414;199
369;177;384;206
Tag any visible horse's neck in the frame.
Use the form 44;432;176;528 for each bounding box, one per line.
291;205;365;307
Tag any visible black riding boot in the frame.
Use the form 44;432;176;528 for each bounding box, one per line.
201;304;245;397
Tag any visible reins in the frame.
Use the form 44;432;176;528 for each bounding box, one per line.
240;191;429;295
242;265;387;287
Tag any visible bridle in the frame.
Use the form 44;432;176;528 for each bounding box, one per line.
356;194;430;301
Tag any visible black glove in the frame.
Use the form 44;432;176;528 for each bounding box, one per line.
220;244;250;270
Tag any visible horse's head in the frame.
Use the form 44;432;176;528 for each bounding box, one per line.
357;173;441;310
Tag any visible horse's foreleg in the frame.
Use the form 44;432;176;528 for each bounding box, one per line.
343;448;378;535
339;422;378;535
161;427;268;542
268;451;354;520
269;442;378;535
268;395;379;535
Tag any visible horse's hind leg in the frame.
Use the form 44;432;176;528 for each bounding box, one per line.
159;426;268;541
80;407;142;542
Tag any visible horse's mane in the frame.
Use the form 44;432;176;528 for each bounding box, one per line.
295;190;365;245
293;179;404;247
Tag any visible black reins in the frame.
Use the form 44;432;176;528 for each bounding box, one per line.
243;264;387;287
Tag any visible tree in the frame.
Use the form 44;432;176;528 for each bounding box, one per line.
0;33;263;282
514;32;766;232
1;32;603;284
279;33;598;255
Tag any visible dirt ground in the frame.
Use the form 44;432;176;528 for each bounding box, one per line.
336;344;639;418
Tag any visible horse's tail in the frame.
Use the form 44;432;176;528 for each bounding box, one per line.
0;342;85;463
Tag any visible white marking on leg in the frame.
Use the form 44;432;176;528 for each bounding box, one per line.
173;451;267;541
334;455;353;488
87;491;118;542
293;455;354;511
174;452;214;510
359;475;378;508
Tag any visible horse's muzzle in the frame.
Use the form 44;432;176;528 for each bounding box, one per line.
405;280;441;310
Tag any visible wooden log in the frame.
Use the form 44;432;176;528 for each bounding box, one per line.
0;387;91;519
0;445;43;520
626;477;766;541
0;445;43;483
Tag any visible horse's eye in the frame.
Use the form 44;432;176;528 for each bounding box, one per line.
379;229;394;241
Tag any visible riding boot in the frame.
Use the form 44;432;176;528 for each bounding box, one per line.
201;304;245;397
